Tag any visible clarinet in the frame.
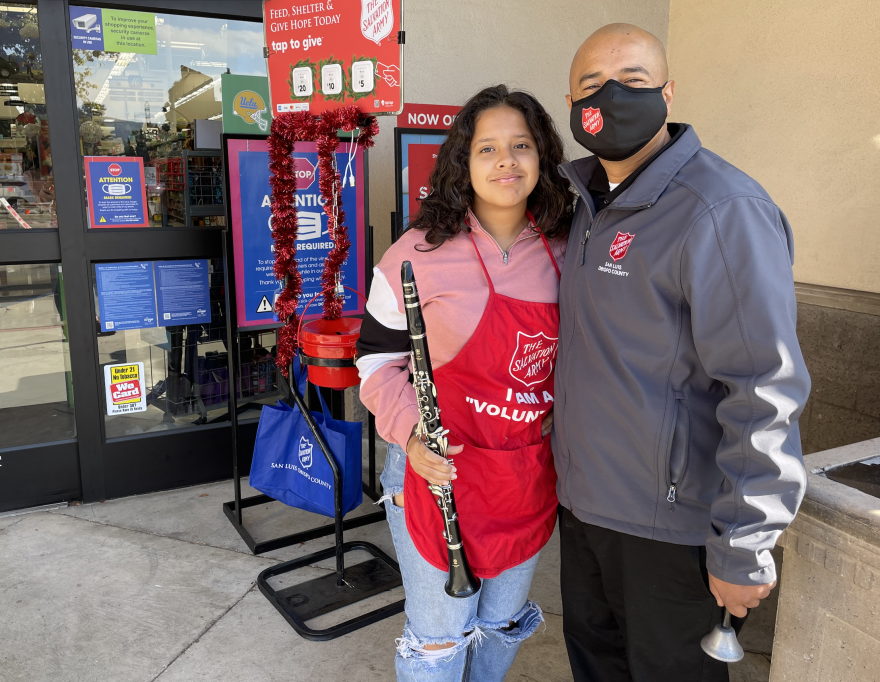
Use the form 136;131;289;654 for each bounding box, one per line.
401;260;481;598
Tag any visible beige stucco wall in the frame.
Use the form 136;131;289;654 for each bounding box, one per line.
367;0;670;263
668;0;880;294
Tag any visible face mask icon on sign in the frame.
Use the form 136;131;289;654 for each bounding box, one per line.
102;184;132;195
296;211;325;240
299;436;313;468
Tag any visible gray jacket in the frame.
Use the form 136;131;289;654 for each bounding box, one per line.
553;125;810;586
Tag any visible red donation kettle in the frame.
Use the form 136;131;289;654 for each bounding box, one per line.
298;317;361;389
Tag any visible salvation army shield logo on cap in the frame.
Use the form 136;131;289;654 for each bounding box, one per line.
298;436;313;469
509;331;559;388
609;232;635;261
582;107;603;136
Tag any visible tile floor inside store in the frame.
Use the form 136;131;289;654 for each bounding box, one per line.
0;449;776;681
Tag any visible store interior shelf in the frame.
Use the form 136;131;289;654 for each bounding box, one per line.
145;149;225;227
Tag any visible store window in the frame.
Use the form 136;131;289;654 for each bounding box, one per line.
94;258;282;439
71;9;265;228
0;263;75;448
0;3;56;229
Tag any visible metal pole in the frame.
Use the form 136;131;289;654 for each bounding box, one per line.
289;364;346;586
368;412;377;494
221;233;243;526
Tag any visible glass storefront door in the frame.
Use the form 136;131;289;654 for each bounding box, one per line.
0;0;268;511
0;3;57;230
0;263;75;449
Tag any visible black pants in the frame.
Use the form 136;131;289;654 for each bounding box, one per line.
559;507;746;682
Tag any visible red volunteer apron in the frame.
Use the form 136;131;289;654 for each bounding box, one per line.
404;231;560;578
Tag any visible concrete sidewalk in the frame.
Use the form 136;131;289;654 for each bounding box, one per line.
0;476;774;681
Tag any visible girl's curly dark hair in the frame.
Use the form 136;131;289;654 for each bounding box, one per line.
409;84;574;249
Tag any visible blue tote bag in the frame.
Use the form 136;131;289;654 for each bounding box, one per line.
249;362;363;517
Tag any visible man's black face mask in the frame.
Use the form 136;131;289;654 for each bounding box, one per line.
569;79;668;162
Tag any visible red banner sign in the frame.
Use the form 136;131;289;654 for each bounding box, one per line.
264;0;403;117
398;103;461;130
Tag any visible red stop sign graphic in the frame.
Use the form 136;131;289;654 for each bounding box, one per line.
108;163;122;176
293;157;316;191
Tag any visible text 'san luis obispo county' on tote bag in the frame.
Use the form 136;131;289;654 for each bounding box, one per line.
250;365;362;517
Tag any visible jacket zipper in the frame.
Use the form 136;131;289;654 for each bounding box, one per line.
665;392;689;508
479;228;538;265
579;229;591;265
580;210;604;265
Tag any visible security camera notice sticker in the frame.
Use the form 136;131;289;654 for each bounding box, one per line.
69;6;157;54
104;362;147;415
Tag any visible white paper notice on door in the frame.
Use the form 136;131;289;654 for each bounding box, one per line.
104;362;148;415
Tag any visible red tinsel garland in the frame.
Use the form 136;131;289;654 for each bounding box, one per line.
268;106;379;376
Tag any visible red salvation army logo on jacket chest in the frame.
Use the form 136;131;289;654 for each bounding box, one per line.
509;331;559;388
582;107;603;136
609;232;635;261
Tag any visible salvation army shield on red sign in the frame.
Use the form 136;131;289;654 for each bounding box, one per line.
508;331;559;388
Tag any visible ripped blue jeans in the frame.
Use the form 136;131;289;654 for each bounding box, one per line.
380;442;544;682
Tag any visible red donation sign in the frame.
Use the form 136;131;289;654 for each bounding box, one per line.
264;0;403;117
407;143;441;220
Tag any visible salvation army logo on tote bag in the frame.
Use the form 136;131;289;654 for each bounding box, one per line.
298;436;314;468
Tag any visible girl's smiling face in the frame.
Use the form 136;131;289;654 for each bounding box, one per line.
468;106;540;213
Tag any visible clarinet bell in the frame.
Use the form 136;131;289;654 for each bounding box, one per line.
700;608;744;663
444;558;480;599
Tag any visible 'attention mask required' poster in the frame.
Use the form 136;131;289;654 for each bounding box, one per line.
84;156;149;228
226;138;366;330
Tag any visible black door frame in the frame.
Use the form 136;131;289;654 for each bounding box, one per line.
0;0;266;510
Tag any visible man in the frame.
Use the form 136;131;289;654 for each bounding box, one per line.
552;23;810;681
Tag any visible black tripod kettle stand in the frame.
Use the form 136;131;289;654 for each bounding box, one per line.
254;365;405;641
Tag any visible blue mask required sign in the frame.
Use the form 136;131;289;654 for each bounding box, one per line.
227;138;366;331
84;156;149;229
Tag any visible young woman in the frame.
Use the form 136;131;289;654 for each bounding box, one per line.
356;85;573;681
